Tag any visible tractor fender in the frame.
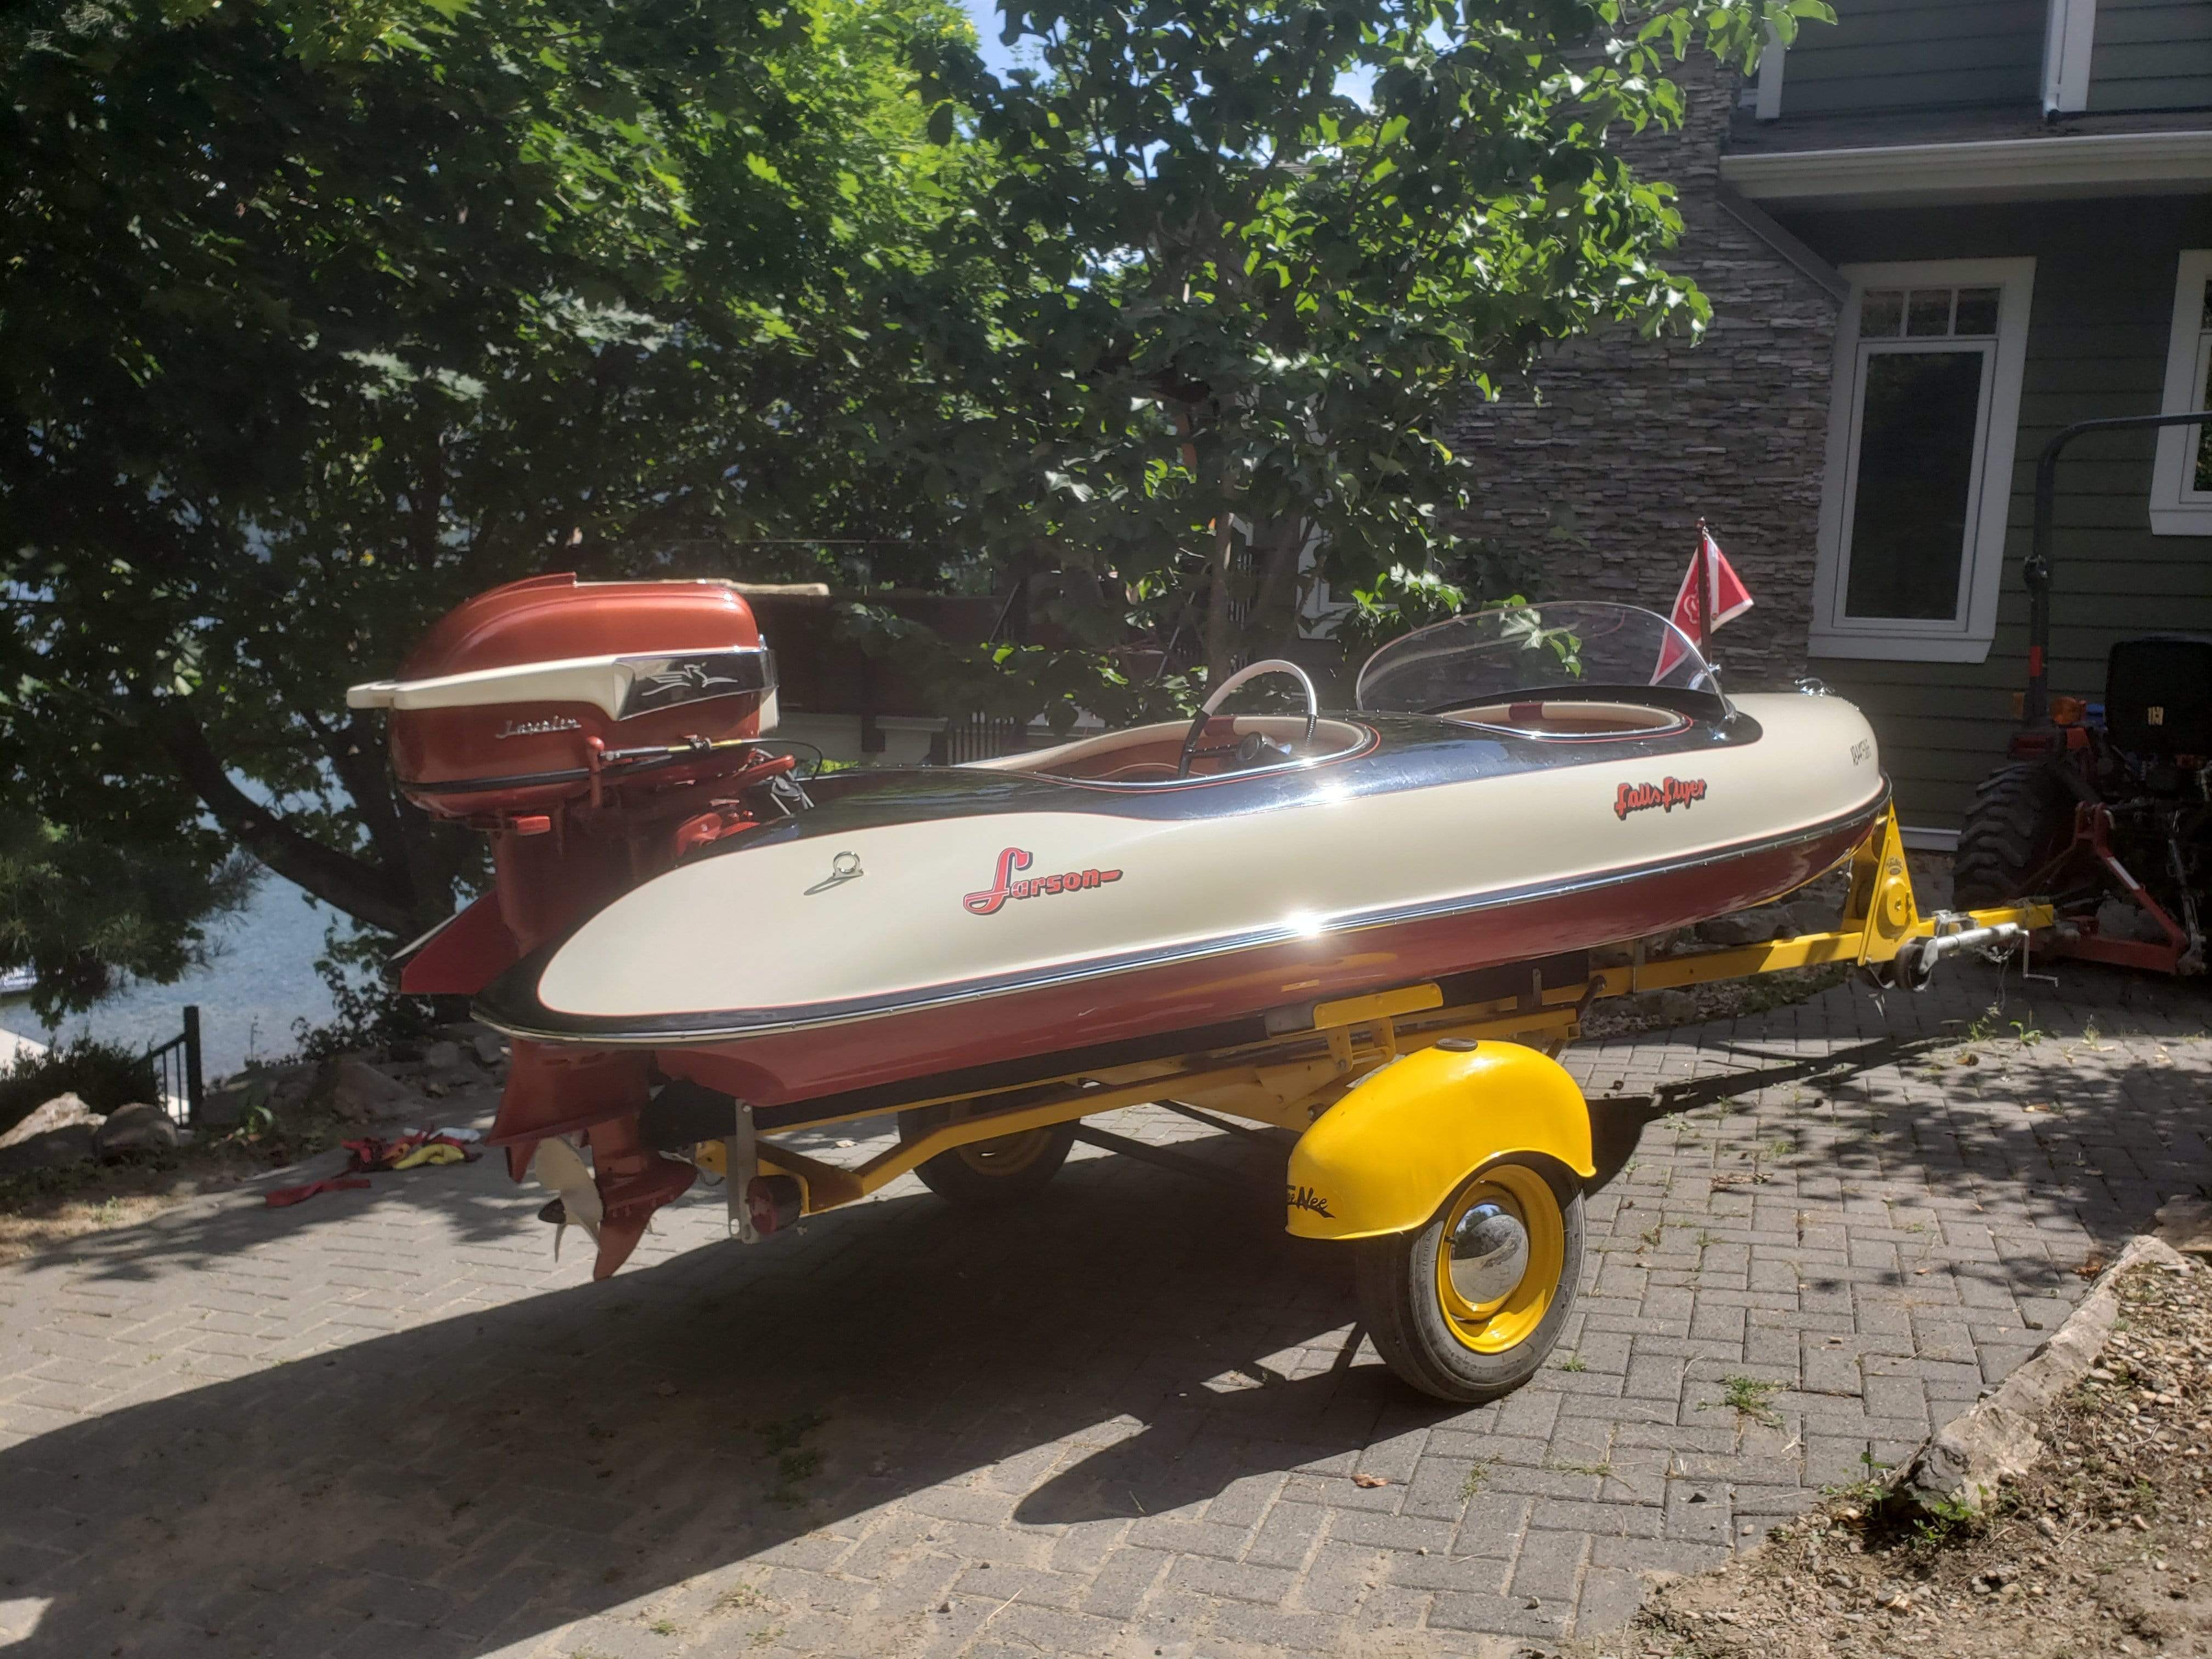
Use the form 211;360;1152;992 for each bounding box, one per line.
1285;1041;1594;1240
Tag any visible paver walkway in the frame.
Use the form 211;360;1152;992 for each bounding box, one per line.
1;958;2207;1659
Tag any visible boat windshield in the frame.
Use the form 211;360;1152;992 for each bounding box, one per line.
1356;602;1723;716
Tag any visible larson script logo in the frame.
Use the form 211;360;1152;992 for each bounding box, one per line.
963;847;1122;917
495;715;583;740
1614;776;1707;820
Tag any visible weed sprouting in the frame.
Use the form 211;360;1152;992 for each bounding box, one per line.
1705;1375;1784;1427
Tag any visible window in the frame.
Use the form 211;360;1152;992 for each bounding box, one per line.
2151;250;2212;537
1810;259;2035;663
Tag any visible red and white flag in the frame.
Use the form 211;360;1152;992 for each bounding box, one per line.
1656;523;1753;679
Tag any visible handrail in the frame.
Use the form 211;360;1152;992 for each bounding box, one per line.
2026;410;2212;726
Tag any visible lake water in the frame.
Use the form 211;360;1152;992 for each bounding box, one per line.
0;870;339;1081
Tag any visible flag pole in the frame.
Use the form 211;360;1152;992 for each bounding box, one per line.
1695;518;1709;646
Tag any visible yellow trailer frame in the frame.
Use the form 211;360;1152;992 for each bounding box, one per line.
688;808;2049;1402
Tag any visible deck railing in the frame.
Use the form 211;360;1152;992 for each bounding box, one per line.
928;714;1034;766
148;1006;204;1127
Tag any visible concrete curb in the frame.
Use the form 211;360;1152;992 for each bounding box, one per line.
1904;1232;2195;1513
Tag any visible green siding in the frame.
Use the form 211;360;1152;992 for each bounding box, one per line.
1788;197;2212;831
2089;0;2212;112
1783;0;2044;117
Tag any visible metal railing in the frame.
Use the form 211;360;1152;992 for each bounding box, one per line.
147;1006;204;1127
928;714;1034;766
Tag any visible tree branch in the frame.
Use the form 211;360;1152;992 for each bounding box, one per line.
142;695;420;936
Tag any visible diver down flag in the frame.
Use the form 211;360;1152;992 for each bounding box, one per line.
1656;523;1753;679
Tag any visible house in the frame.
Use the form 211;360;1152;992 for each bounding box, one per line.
1452;0;2212;844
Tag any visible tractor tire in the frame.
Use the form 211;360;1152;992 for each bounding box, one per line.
1953;761;2074;908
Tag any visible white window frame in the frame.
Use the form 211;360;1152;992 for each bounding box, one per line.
2150;249;2212;537
1809;258;2036;664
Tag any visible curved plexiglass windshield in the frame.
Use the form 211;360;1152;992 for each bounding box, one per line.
1356;602;1721;714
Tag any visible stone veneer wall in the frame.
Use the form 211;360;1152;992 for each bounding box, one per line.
1444;55;1842;691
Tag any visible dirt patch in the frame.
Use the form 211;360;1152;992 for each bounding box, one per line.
1580;1256;2212;1659
1;1088;370;1264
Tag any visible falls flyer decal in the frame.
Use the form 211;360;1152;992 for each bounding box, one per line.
1615;776;1707;821
964;848;1123;916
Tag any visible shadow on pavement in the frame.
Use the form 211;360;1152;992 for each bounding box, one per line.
2;961;2207;1655
0;1143;1415;1657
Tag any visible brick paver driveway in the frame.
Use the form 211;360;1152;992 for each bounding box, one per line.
2;959;2208;1658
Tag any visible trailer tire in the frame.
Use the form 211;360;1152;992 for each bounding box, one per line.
899;1104;1076;1207
1355;1155;1583;1403
1954;761;2073;908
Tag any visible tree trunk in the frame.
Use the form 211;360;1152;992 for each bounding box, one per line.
1246;516;1311;663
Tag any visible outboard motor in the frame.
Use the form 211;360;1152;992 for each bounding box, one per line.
348;573;800;1277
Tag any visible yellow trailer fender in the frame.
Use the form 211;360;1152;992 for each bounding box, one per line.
1285;1040;1594;1240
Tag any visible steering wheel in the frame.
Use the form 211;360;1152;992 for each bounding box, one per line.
1176;659;1321;778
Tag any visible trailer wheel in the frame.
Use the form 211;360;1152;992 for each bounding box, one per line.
899;1103;1076;1207
1954;761;2073;907
1355;1156;1583;1403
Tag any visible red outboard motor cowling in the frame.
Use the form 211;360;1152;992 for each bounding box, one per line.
350;573;799;1278
351;571;778;820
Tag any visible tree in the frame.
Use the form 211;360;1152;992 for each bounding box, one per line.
888;0;1829;689
0;811;256;1022
2;0;978;977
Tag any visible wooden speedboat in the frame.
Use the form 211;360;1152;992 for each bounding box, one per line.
357;587;1886;1276
474;603;1888;1111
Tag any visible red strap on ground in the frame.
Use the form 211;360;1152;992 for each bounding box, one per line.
264;1176;373;1209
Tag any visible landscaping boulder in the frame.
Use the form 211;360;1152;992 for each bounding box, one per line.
200;1062;316;1130
1;1091;99;1148
1696;907;1787;946
1633;988;1702;1026
0;1092;100;1173
471;1031;506;1068
2096;896;2171;945
324;1058;419;1123
94;1103;179;1159
2157;1194;2212;1257
1784;896;1842;935
423;1039;464;1071
1902;1235;2190;1515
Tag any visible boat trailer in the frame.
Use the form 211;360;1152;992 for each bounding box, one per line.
663;807;2046;1403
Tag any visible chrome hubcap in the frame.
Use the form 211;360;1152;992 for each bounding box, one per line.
1447;1202;1530;1307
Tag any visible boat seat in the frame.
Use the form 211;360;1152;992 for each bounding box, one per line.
964;716;1368;783
1443;701;1687;738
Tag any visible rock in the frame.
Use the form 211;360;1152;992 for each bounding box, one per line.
1904;1233;2192;1514
1696;907;1787;946
1909;1401;2046;1514
0;1094;100;1173
325;1058;420;1123
1634;989;1702;1026
472;1031;506;1068
2154;1194;2212;1257
94;1103;179;1159
0;1092;99;1149
200;1063;316;1130
423;1040;463;1071
1785;897;1841;935
2096;896;2170;945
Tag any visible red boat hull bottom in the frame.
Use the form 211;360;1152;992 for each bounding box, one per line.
652;809;1879;1113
